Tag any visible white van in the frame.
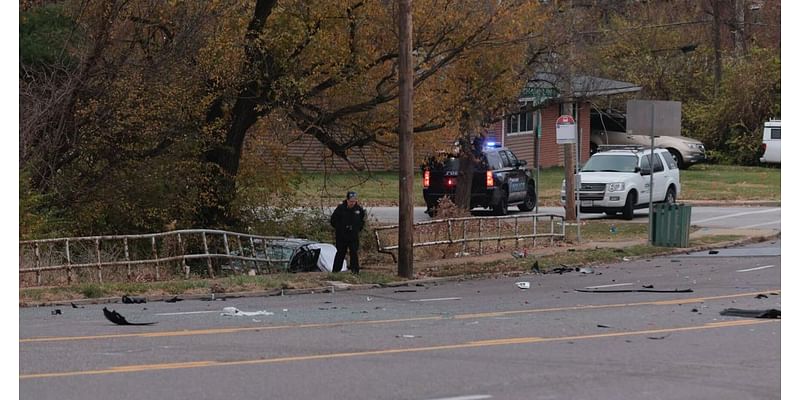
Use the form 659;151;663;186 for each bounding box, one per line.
759;119;781;164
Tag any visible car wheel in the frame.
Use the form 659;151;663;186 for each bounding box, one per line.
668;148;685;169
493;190;509;216
664;186;676;205
518;186;536;212
622;191;635;220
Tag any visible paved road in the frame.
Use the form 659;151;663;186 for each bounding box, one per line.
366;205;782;231
20;241;781;400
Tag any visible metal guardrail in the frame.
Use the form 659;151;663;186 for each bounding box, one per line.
19;229;295;287
373;213;565;261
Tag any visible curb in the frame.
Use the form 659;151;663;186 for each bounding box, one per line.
21;232;780;308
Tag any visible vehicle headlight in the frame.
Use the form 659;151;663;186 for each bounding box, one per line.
607;182;625;192
684;142;704;150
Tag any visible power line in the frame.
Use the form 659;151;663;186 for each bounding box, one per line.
579;20;712;35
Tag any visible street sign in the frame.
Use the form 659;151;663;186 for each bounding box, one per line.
556;114;577;144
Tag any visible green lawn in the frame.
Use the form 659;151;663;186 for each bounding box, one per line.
293;164;780;206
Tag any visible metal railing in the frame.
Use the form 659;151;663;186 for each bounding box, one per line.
19;229;296;287
373;213;565;261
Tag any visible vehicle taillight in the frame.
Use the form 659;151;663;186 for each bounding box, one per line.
446;178;455;187
486;170;494;187
423;170;430;188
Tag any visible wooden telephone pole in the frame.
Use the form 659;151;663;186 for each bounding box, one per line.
397;0;414;278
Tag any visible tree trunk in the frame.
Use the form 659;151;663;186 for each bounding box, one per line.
199;0;277;228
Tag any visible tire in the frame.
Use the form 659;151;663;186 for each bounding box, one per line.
605;211;618;216
664;186;676;205
518;185;536;212
622;191;635;220
493;190;509;216
668;148;685;169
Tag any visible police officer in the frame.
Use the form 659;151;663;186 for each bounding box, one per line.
330;191;366;273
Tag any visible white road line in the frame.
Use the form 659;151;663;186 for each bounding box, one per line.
736;220;781;229
409;297;462;302
154;311;220;316
736;265;776;272
424;395;492;400
584;283;634;289
692;208;779;224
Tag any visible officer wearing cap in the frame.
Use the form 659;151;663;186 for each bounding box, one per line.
330;191;366;273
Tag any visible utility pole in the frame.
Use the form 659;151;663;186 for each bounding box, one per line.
397;0;414;278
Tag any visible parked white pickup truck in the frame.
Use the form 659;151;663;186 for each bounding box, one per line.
759;119;780;164
561;147;680;220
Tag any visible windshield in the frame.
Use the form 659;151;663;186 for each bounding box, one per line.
581;154;638;173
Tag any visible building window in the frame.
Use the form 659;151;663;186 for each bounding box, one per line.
506;111;534;135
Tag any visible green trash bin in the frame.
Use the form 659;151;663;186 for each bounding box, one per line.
651;203;691;247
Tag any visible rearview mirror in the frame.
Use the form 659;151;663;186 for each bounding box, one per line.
518;160;527;167
640;168;651;176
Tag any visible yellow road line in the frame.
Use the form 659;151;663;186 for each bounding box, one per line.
20;319;778;380
20;290;779;344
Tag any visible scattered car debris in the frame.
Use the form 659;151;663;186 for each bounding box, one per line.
755;294;769;299
220;307;274;317
415;283;426;287
709;250;719;255
647;335;669;340
719;308;780;319
455;252;470;257
396;334;418;338
515;282;531;289
575;288;694;293
102;307;157;326
165;296;183;303
642;284;654;289
122;295;146;304
512;250;526;258
394;289;417;293
691;308;699;312
51;309;62;315
579;267;594;274
622;257;631;261
596;324;611;328
70;302;84;309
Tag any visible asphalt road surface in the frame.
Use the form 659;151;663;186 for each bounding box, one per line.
366;206;781;231
20;240;781;400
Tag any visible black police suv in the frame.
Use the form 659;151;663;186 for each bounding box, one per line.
422;145;536;216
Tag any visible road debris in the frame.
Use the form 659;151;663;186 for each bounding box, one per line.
165;296;183;303
575;288;694;293
220;307;274;317
642;284;654;289
755;294;769;299
515;282;530;289
719;308;780;319
394;289;417;293
596;324;611;328
51;309;62;315
579;267;594;274
102;307;157;326
709;250;719;255
397;334;418;339
70;302;84;309
647;335;669;340
122;295;146;304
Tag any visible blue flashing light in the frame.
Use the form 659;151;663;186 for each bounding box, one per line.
485;141;499;148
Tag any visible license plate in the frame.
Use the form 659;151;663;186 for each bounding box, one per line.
581;200;593;207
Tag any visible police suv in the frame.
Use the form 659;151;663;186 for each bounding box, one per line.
422;143;536;216
561;146;680;220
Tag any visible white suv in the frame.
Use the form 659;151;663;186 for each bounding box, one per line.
561;147;680;220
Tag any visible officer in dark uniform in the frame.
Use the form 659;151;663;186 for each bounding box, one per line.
330;191;366;273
